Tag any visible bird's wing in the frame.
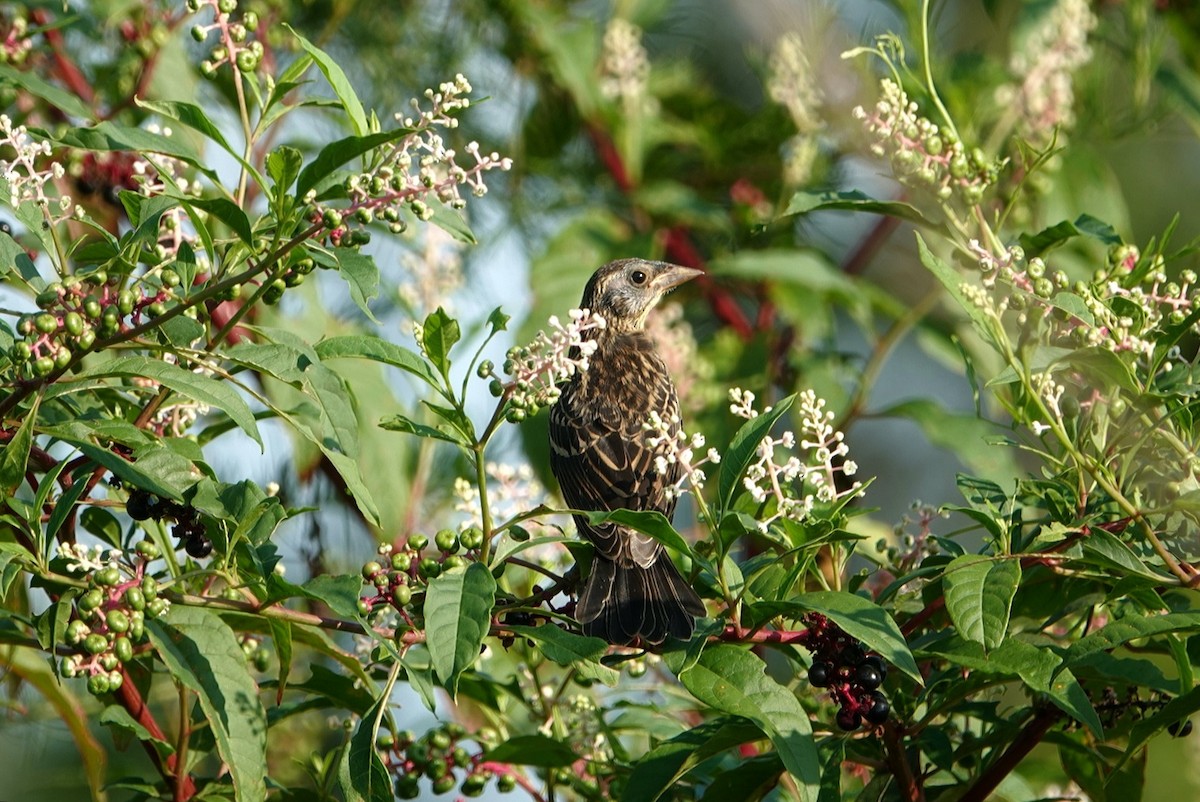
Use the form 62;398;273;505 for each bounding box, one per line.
549;377;681;566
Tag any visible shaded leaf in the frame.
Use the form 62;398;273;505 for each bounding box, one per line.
147;606;267;802
717;394;796;516
424;562;496;696
942;555;1021;651
486;735;578;768
780;190;930;227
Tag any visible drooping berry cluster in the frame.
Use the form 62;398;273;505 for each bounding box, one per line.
59;541;167;696
358;528;486;619
1093;685;1194;738
11;271;183;378
802;613;891;731
378;723;518;798
126;488;212;558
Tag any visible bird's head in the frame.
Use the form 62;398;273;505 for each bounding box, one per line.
580;259;703;333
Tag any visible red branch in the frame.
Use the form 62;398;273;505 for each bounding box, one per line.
113;670;197;799
29;10;95;108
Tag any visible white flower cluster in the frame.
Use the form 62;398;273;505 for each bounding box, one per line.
768;33;824;134
320;75;513;231
996;0;1097;145
131;125;202;263
599;19;656;113
0;114;73;223
57;542;123;574
506;309;607;413
643;410;721;500
965;239;1199;362
853;80;993;205
733;388;863;533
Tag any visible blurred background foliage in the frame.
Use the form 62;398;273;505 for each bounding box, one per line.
5;0;1200;799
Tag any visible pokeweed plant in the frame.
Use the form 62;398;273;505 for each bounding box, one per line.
1;1;1199;802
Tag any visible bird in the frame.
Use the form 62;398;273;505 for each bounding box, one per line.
549;258;707;646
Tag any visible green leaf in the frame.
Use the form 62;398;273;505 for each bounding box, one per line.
623;718;764;802
1079;530;1172;582
287;25;369;136
0;62;93;119
176;195;254;246
314;334;440;387
146;606;267;802
53;122;207;172
926;636;1102;736
584;509;695;559
294;128;411;198
1019;214;1122;257
0;229;43;288
332;248;381;322
74;356;261;447
338;676;397;802
680;646;819;802
507;624;619;686
780;592;922;684
717;394;796;516
779;190;931;227
380;414;467;446
299;573;364;619
701;754;784;801
942;555;1021;651
428;204;477;244
1063;611;1200;668
421;307;460;378
423;562;496;696
0;395;37;490
266;145;304;192
487;307;511;334
134;98;265;189
916;233;994;335
0;543;31;600
486;734;578;768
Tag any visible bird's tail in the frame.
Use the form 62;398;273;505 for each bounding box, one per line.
577;557;705;646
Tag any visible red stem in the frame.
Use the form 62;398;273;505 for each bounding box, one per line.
113;669;197;799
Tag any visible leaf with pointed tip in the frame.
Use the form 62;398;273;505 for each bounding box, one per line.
716;394;796;516
942;555;1021;651
424;563;496;696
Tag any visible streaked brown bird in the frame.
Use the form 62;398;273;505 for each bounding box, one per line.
549;258;706;646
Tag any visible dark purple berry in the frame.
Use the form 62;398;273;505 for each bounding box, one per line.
836;708;862;731
1168;719;1194;738
840;644;865;667
808;662;833;688
865;691;890;724
126;490;156;521
861;654;888;682
185;537;213;558
856;663;883;690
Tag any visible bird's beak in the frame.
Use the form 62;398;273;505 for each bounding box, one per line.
652;264;704;294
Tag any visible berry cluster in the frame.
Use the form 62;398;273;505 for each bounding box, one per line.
188;0;264;76
358;528;485;618
11;271;183;378
378;723;518;798
59;541;167;696
126;488;212;558
1094;686;1194;738
802;613;891;731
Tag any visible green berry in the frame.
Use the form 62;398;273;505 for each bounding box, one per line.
408;534;429;552
117;291;136;315
461;775;486;797
391;552;412;572
392;585;412;606
35;313;58;334
435;529;459;554
67;619;91;643
395;775;420;800
357;599;372;616
135;540;161;560
443;555;467;571
418;558;441;579
36;289;59;308
87;673;111;695
113;636;134;663
83;633;108;655
146;301;167;317
432;775;456;794
161;268;180;288
321;209;343;229
95;567;120;587
459;528;484;550
141;576;160;600
497;774;517;792
78;588;104;612
33;356;56;376
106;609;130;634
362;561;383;580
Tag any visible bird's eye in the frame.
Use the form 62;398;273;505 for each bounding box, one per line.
630;270;647;285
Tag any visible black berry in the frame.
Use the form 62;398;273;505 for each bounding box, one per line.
861;654;888;682
865;691;890;724
1168;719;1194;738
836;708;862;731
185;537;213;558
856;663;883;690
126;490;156;521
840;644;865;667
808;662;833;688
